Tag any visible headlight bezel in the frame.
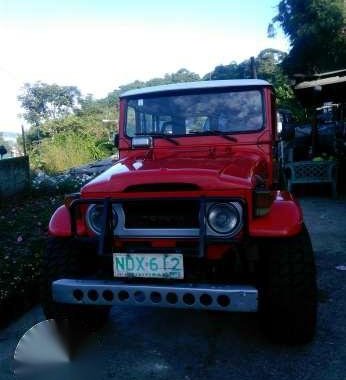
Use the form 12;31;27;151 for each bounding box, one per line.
85;203;118;235
206;201;243;237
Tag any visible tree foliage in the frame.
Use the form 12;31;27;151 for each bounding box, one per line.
30;132;108;173
204;49;297;110
116;68;200;93
18;82;81;127
270;0;346;74
205;49;287;80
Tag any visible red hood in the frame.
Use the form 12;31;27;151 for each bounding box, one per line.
81;150;267;195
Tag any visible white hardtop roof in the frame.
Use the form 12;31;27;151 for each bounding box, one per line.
120;79;271;98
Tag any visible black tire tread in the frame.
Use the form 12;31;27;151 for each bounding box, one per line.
259;224;317;344
41;237;110;328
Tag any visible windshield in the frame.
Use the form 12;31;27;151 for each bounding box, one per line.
125;89;264;137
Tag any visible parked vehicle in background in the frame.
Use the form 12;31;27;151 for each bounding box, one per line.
42;80;317;344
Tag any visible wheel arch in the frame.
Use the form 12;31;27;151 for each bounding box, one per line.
249;192;303;238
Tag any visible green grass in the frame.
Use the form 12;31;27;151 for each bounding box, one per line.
29;132;110;174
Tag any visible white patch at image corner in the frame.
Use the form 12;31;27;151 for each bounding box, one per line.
13;319;69;377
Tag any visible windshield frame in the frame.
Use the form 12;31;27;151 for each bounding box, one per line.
123;86;267;140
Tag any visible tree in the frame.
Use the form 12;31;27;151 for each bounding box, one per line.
256;48;287;79
204;49;303;116
270;0;346;74
204;49;286;90
167;68;200;83
204;50;287;81
18;82;81;127
115;68;200;95
204;62;243;80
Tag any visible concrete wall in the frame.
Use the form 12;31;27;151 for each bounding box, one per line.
0;156;30;198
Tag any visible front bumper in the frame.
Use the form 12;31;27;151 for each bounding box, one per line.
52;279;258;312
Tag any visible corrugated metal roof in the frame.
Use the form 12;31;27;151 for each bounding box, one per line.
120;79;271;98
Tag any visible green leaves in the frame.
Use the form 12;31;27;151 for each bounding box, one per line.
117;68;200;93
29;132;110;174
271;0;346;74
18;82;81;127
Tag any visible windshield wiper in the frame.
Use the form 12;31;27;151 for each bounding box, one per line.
190;130;238;142
135;133;180;145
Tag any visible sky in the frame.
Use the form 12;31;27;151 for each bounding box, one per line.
0;0;289;133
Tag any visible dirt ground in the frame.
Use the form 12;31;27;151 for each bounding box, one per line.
0;196;345;380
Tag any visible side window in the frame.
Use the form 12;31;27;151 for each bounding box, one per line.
139;112;152;133
126;107;136;137
126;108;156;136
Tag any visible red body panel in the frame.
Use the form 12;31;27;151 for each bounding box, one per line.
80;148;268;194
49;206;71;237
49;205;86;236
249;191;303;237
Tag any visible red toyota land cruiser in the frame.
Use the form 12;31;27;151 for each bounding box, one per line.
42;79;317;344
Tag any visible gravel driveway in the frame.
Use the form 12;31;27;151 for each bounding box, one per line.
1;197;345;380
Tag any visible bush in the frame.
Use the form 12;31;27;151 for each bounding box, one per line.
29;132;109;173
31;171;95;195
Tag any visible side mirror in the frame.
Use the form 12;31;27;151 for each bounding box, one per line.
131;136;152;149
114;133;119;147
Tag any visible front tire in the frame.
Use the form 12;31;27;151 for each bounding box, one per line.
41;237;110;330
258;225;317;344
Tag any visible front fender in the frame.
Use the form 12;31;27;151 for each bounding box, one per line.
48;205;72;237
249;192;303;237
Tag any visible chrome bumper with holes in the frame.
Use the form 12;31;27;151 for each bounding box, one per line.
52;279;258;312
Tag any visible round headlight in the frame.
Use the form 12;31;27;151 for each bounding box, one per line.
86;204;118;235
207;203;240;235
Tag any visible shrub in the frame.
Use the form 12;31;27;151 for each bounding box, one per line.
29;132;109;173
